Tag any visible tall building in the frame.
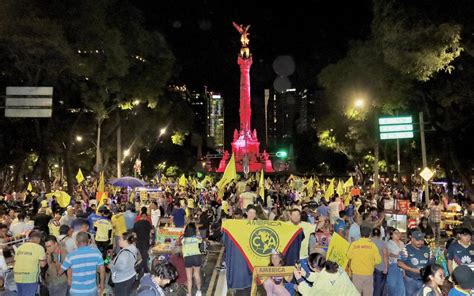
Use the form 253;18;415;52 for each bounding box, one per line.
265;88;319;149
207;92;224;152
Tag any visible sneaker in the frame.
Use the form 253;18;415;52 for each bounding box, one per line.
196;291;202;296
215;262;226;271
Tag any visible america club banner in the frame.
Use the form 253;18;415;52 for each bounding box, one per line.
222;219;303;271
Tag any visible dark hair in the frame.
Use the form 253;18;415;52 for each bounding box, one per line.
324;260;339;273
268;252;285;266
152;262;178;281
360;224;372;238
0;223;8;230
308;253;326;270
45;235;57;243
458;227;472;236
233;208;243;217
122;231;137;244
388;227;399;240
184;223;197;237
290;209;301;215
141;207;148;215
339;210;346;217
420;264;443;283
372;227;381;237
59;224;71;235
17;213;26;221
246;204;256;212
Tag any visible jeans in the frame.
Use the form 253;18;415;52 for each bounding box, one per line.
373;269;387;296
16;282;39;296
403;276;423;296
113;276;135;296
386;263;405;296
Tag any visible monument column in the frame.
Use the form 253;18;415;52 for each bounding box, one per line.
238;56;252;132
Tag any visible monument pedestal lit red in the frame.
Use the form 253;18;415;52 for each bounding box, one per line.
217;23;274;173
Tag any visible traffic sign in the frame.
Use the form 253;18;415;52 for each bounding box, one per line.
419;167;434;182
379;116;414;140
5;87;53;118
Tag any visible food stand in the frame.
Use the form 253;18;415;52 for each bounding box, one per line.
442;203;463;236
151;227;187;284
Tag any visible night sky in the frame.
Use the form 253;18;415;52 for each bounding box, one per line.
131;0;373;146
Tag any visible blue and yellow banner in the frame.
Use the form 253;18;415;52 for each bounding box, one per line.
222;219;303;271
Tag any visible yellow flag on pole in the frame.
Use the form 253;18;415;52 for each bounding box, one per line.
98;171;105;192
76;168;85;184
258;169;265;199
27;182;33;192
217;153;236;197
336;179;344;197
178;174;187;187
343;176;354;191
324;178;335;200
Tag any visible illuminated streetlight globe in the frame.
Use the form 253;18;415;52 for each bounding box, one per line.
159;127;167;136
354;98;365;108
123;149;130;157
76;135;83;142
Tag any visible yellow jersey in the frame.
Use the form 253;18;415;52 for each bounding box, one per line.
13;242;46;283
94;218;113;242
347;238;382;275
111;213;127;238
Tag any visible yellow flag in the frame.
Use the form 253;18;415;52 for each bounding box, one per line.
324;178;335;200
217;153;236;197
27;182;33;192
343;176;354;191
336;179;344;197
258;169;265;199
178;174;187;187
98;171;105;192
76;168;85;184
326;233;350;269
191;178;197;190
96;192;108;213
306;178;314;197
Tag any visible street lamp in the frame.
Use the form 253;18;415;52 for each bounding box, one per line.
123;149;130;157
75;135;83;142
159;127;167;137
354;98;365;109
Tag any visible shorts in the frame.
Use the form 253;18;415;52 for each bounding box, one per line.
184;254;202;268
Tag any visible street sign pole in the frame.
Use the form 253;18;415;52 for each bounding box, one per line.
419;112;429;204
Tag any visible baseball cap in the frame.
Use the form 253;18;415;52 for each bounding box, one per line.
452;265;474;289
411;230;425;240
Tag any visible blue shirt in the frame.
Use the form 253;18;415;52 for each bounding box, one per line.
447;241;474;270
317;205;329;217
61;246;103;295
448;287;471;296
172;208;186;227
87;213;104;234
124;210;137;230
334;219;346;236
348;223;361;244
399;244;432;279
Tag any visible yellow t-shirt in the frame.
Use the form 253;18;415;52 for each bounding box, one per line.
289;221;315;259
94;219;113;242
187;197;195;209
13;242;46;283
240;192;256;209
347;238;382;275
182;237;202;258
111;213;127;238
49;222;60;238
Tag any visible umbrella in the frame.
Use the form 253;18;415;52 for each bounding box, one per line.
45;191;71;208
108;176;147;188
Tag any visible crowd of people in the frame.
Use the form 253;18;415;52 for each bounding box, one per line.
0;175;472;296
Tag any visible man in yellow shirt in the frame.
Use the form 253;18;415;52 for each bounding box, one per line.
13;230;47;295
347;223;382;295
94;207;113;258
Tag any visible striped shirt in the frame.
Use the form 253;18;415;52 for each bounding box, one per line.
61;246;103;295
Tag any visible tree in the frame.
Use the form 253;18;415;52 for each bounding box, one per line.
317;0;473;195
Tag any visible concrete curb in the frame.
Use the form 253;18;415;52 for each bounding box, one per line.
206;246;225;296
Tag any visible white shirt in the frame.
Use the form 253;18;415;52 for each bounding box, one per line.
9;221;33;237
151;208;161;227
